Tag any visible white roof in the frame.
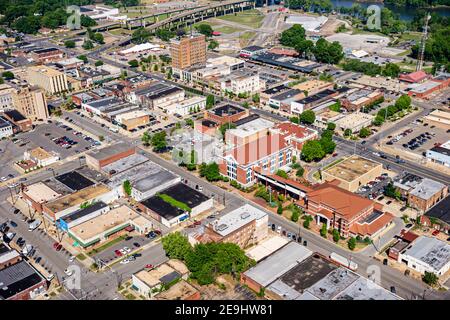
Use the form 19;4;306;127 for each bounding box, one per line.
120;43;161;55
351;50;369;58
245;236;289;262
402;236;450;272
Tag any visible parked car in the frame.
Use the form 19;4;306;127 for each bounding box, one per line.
64;269;74;276
383;259;388;266
390;286;396;294
9;221;17;227
133;242;141;248
120;258;130;265
145;264;154;269
114;250;123;257
146;231;157;239
55;244;62;251
432;229;440;236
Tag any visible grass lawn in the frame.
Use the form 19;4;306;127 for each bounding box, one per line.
239;31;256;47
108;28;133;36
217;9;264;29
214;25;243;34
76;253;87;261
322;157;345;170
398;32;422;42
87;235;127;256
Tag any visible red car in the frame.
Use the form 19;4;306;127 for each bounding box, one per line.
145;264;154;269
194;221;201;226
55;244;62;251
114;250;123;257
53;242;60;249
432;230;440;236
154;230;161;235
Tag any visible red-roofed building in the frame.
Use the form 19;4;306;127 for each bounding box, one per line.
268;48;298;57
218;131;293;186
305;182;394;238
399;70;429;83
271;121;318;157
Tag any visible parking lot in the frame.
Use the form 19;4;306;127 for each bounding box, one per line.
92;233;158;265
385;121;449;157
19;121;101;159
0;140;22;182
356;172;392;200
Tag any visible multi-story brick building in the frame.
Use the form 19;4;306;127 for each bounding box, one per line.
393;173;448;213
30;47;64;63
193;204;268;249
219;131;293;186
12;85;48;120
204;103;248;126
170;34;206;70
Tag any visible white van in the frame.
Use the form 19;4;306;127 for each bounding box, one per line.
110;127;119;133
28;219;41;231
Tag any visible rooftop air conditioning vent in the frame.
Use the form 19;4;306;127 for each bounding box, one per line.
240;212;250;220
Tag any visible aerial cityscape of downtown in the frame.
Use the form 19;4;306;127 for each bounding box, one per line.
0;0;449;307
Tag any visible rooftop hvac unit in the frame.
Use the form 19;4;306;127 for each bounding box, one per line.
241;212;250;220
217;224;228;232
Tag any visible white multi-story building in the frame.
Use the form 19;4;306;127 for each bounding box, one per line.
221;71;260;95
164;96;206;116
0;116;13;138
426;140;450;168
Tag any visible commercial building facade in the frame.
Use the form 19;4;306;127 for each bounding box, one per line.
170;34;206;70
26;66;68;94
12;86;48;120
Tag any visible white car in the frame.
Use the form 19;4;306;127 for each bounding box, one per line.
120;259;130;265
277;226;282;234
46;274;55;281
119;248;127;255
68;256;75;263
123;246;131;253
0;176;7;182
64;269;74;276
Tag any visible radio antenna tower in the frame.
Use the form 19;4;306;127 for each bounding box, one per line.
416;13;431;72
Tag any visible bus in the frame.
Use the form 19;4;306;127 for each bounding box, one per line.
329;252;358;271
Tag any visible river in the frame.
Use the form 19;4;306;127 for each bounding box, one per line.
330;0;450;20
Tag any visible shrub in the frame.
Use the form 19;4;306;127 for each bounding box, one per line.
332;229;340;243
347;237;356;251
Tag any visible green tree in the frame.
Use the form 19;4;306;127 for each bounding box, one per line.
82;40;94;50
206;94;215;109
291;208;300;222
329;101;341;112
95;60;104;67
128;59;139;68
2;71;14;80
199;162;221;182
395;94;412;110
296;166;305;177
141;131;151;146
195;24;213;37
332;229;340;243
300;110;316;124
320;223;327;238
303;218;311;229
384;183;401;200
98;135;104;142
280;24;306;48
219;122;236;140
161;232;193;261
277;203;283;215
344;129;352;137
155;28;175;41
348;237;356;251
123;180;132;196
301;140;325;162
81;15;97;28
327;122;336;131
422;271;439;286
252;93;260;104
208;39;219;50
151;131;167;151
359;127;371;138
64;40;76;48
275;170;288;179
77;55;88;63
382;63;401;78
132;27;152;44
313;38;344;64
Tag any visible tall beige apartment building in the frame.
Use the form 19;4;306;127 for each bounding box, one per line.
13;85;48;120
170;34;206;70
0;83;16;111
26;66;68;95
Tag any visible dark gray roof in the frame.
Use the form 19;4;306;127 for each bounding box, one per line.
0;260;44;300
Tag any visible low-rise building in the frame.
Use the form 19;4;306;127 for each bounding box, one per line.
30;47;64;63
306;181;394;238
130;83;185;109
271;121;318;157
260;84;290;106
204;103;248;126
399;70;429;83
2;109;32;132
86;142;135;171
154;280;200;300
68;205;145;248
406;76;450;99
132;260;189;298
0;83;15;111
426;140;450;168
131;167;180;202
292;80;334;96
393;173;448;213
114;110;150;131
24;147;59;167
334;112;374;134
239;45;265;58
0;260;47;300
162;96;206;116
398;236;450;276
57;201;110;232
340;88;384;112
268;88;304;112
22;182;62;213
322;155;383;192
137;183;213;228
194;204;268;249
423;109;450;131
220;70;260;95
291;88;340;114
0;243;21;270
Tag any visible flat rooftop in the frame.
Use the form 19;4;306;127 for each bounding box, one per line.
102;153;149;175
106;160;166;189
23;182;61;204
334;275;400;300
426;195;450;225
245;235;289;262
243;242;312;288
334;112;374;129
324;155;381;182
160;183;210;209
45;184;110;213
70;205;138;242
136;83;183;100
60;201;108;224
55;171;95;191
227;118;274;138
86;142;134;161
402;236;450;272
0;260;44;300
155;280;199;300
210;204;267;237
133;169;179;193
140;196;185;220
394;173;445;200
4;109;26;122
135;263;180;288
210;104;245;117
